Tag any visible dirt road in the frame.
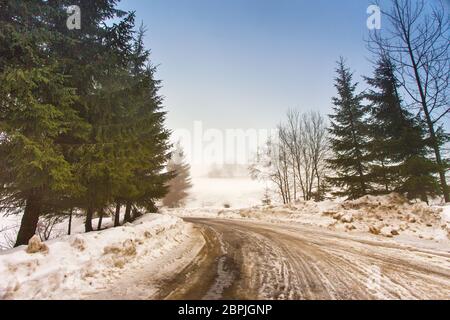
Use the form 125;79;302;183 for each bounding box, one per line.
157;218;450;300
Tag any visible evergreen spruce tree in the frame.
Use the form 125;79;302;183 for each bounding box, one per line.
57;4;171;228
0;1;86;246
328;58;370;199
42;1;138;232
163;143;192;208
365;55;439;201
0;1;173;242
117;25;172;221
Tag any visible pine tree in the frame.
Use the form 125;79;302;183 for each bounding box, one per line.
116;25;172;221
0;1;86;246
47;2;139;232
365;55;439;201
163;143;192;208
62;6;171;228
0;0;173;242
327;58;370;199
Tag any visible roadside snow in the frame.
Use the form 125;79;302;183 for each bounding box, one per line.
441;205;450;224
167;193;450;251
0;210;131;251
0;214;195;300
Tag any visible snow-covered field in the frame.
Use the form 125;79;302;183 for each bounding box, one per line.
186;177;266;208
0;214;200;300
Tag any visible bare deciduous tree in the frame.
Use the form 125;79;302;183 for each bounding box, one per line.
37;215;66;241
304;112;330;200
369;0;450;202
250;111;329;203
250;137;289;204
0;224;18;250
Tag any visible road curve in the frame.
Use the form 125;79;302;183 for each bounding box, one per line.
158;218;450;300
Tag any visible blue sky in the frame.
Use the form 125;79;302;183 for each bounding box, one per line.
117;0;378;132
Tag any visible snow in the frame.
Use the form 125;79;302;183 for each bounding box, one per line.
167;193;450;251
186;177;265;209
1;190;449;300
0;210;129;251
440;204;450;223
0;214;195;300
0;215;21;250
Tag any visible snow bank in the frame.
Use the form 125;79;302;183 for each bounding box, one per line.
0;214;190;300
0;210;132;251
441;205;450;224
168;193;450;247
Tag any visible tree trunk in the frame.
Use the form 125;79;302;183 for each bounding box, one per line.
438;168;449;203
381;161;390;194
421;193;429;205
85;207;94;232
97;209;104;230
15;192;42;247
421;111;449;202
131;207;139;221
114;203;121;227
425;117;449;202
124;202;132;223
315;168;321;201
292;161;297;201
404;39;449;202
68;209;73;235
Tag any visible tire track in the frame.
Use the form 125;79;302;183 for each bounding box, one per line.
160;218;450;300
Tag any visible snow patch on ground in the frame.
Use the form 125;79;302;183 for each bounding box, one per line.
0;214;191;300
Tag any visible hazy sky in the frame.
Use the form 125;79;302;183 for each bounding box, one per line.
118;0;379;132
116;0;448;174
